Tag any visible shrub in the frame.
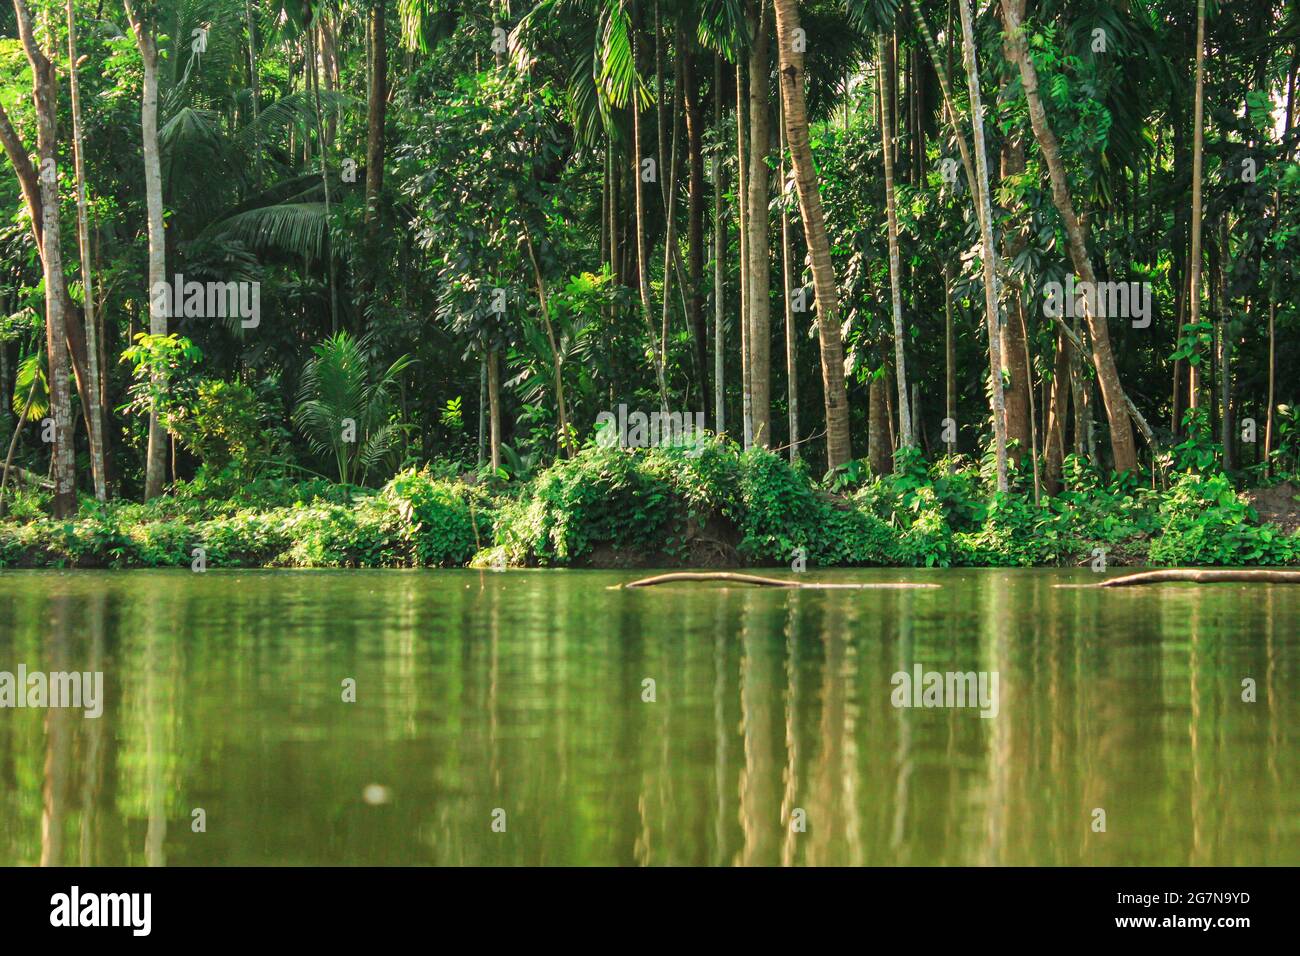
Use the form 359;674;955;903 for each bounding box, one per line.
1148;472;1298;566
382;467;492;566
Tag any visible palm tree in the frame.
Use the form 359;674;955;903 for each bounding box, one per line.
1001;0;1138;475
294;332;412;485
772;0;852;469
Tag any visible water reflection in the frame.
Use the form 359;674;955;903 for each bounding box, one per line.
0;568;1296;866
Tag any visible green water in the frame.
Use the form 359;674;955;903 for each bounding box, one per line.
0;568;1295;866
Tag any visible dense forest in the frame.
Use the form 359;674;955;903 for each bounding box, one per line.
0;0;1298;569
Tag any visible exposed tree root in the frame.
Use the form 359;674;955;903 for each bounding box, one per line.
623;572;939;589
1095;569;1300;588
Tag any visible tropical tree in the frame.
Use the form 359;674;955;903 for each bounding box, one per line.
773;0;852;469
294;331;412;484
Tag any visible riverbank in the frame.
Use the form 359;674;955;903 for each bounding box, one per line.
1;442;1297;570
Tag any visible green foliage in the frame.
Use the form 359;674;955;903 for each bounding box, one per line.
0;472;489;570
382;466;492;567
3;430;1298;573
1148;473;1298;566
493;446;687;566
10;352;47;421
293;331;413;485
172;379;270;479
118;333;206;455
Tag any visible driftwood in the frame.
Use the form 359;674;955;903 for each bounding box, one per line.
623;572;939;590
1096;569;1300;588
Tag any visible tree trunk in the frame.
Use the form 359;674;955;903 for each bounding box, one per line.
15;0;75;516
959;0;1008;490
736;60;752;446
1001;0;1137;475
944;263;956;458
746;0;773;447
778;88;799;462
630;11;671;411
1187;0;1207;413
66;1;106;502
713;54;726;434
868;375;890;474
307;23;340;334
245;0;261;185
659;54;683;367
683;42;709;420
909;0;980;225
773;0;852;469
879;34;913;451
523;233;574;458
1216;221;1232;472
364;0;387;247
999;128;1032;454
488;348;501;472
124;1;169;500
1169;116;1187;433
1044;329;1071;495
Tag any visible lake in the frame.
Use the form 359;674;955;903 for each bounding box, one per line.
0;568;1295;866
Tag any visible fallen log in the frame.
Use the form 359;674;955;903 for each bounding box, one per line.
1096;569;1300;588
11;466;53;490
623;572;939;590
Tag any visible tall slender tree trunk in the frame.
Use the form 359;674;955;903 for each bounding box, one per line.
779;88;799;461
523;233;574;458
245;0;261;186
713;55;726;433
1216;221;1232;471
15;0;75;515
488;349;501;472
736;60;753;446
1044;330;1071;495
659;56;682;359
1070;317;1090;458
683;42;709;419
1002;0;1137;475
307;22;340;334
746;0;773;447
999;123;1032;455
1263;53;1294;471
364;0;387;248
630;10;671;411
909;0;979;224
1187;0;1207;414
67;1;106;502
1170;108;1188;433
958;0;1007;490
879;34;912;451
868;376;890;474
944;263;956;458
773;0;852;469
125;0;168;500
